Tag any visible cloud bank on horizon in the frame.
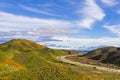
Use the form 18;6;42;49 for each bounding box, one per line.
0;0;120;48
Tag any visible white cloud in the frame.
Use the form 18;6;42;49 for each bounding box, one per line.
26;27;78;35
101;0;119;6
104;24;120;36
76;0;105;29
0;11;79;34
51;36;120;46
0;0;105;30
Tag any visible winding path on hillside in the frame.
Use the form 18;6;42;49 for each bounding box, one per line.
57;54;120;73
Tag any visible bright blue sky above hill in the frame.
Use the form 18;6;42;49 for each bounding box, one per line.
0;0;120;49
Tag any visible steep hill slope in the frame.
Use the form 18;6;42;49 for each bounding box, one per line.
85;46;120;66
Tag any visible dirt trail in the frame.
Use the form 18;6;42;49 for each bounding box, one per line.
57;54;120;73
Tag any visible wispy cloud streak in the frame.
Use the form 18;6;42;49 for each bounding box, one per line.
0;11;78;34
101;0;119;6
19;5;62;17
76;0;105;29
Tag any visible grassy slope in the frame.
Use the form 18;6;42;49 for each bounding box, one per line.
85;46;120;66
0;39;119;80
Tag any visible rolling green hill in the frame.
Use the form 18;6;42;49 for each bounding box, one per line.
0;39;69;68
85;46;120;66
0;39;120;80
0;39;100;80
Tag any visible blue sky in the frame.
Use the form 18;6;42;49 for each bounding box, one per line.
0;0;120;49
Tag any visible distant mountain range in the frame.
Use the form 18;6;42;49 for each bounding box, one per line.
44;43;105;51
